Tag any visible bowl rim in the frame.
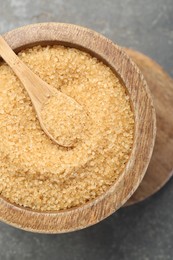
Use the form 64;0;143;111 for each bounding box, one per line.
0;22;156;233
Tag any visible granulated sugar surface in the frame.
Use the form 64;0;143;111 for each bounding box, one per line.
0;45;134;211
41;93;90;147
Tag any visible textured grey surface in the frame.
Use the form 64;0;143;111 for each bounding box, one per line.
0;0;173;259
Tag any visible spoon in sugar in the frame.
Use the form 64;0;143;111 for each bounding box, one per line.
0;36;87;147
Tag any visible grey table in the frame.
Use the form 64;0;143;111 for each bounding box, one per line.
0;1;173;259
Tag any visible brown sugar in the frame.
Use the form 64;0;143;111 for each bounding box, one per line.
41;93;90;147
0;45;134;211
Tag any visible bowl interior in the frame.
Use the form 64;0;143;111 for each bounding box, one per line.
1;40;133;211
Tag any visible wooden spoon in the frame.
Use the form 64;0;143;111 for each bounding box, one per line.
0;35;84;147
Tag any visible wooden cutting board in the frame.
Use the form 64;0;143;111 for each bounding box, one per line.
124;48;173;206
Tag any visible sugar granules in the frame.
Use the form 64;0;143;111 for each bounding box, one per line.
0;45;134;211
41;93;90;147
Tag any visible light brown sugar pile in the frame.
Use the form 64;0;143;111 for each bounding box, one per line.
0;45;134;211
41;93;90;147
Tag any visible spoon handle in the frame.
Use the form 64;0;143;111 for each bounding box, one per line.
0;35;51;107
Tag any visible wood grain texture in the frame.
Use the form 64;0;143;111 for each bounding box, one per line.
124;48;173;206
0;23;156;233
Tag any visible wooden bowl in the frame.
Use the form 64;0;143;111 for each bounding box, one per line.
0;23;156;233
